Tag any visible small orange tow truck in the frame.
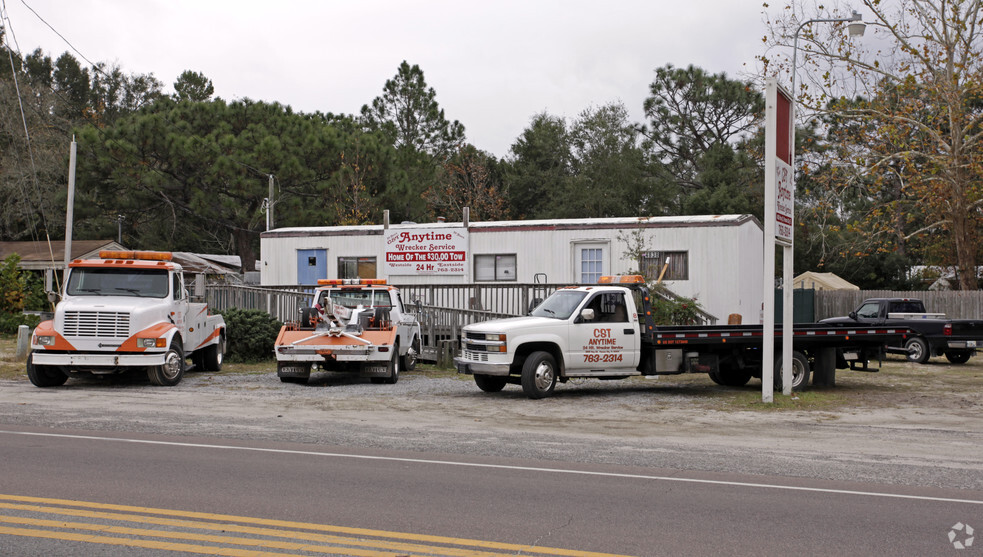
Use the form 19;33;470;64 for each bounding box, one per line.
274;279;421;385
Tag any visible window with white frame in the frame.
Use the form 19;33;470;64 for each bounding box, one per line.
474;254;517;281
641;251;689;281
580;247;604;283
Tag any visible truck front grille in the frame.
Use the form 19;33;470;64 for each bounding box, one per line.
464;350;489;362
63;311;131;338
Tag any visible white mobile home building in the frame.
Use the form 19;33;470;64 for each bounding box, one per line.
260;214;764;323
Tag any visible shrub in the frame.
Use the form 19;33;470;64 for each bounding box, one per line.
216;307;282;363
649;285;705;326
0;312;41;335
0;255;27;313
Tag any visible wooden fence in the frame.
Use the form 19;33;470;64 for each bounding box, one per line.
204;285;310;323
814;290;983;320
395;282;563;316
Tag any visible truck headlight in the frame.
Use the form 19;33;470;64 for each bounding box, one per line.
138;338;166;348
484;333;506;342
34;335;55;346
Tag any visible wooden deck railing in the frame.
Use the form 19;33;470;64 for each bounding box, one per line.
203;281;718;363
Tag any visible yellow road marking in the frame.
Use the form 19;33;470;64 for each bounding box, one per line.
0;508;522;557
0;524;386;556
0;494;634;557
0;515;434;556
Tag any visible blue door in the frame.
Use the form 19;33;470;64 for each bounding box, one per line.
297;249;327;285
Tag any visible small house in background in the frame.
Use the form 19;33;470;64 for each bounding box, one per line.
170;252;244;284
0;241;247;291
793;271;859;291
261;214;765;325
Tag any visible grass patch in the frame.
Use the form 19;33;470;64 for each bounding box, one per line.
0;334;26;380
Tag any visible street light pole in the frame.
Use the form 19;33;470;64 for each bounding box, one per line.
774;10;865;396
790;11;865;98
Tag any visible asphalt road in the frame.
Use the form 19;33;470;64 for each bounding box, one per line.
1;425;981;556
2;361;983;556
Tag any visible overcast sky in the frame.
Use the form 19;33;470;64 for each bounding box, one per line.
2;0;768;158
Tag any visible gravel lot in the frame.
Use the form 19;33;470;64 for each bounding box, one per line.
2;356;983;491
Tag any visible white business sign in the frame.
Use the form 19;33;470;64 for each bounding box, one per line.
384;228;468;276
775;158;794;246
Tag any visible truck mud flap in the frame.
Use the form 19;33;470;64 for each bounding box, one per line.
277;363;310;378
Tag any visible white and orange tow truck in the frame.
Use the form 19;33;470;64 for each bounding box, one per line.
274;278;421;385
27;250;227;387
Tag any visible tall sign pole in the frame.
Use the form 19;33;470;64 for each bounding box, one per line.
762;78;794;402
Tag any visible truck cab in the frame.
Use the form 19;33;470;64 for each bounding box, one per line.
456;277;648;398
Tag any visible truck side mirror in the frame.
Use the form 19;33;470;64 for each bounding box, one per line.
580;308;595;321
47;291;60;304
848;311;858;321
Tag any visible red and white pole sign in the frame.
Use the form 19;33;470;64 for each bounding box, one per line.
762;78;795;402
773;81;794;246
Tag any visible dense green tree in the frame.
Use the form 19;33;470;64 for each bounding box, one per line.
173;70;215;102
88;63;163;125
360;61;465;158
51;53;90;120
683;141;764;219
360;61;465;221
642;64;765;203
75;98;399;269
23;48;53;88
505;113;572;219
506;103;677;219
423;144;509;221
561;103;653;218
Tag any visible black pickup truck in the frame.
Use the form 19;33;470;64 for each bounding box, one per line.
820;298;983;364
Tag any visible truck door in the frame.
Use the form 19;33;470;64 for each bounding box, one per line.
172;272;191;346
853;301;881;323
567;291;640;372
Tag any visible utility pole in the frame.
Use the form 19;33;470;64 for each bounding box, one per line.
64;138;77;284
268;174;275;230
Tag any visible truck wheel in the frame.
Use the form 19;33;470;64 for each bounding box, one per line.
774;351;810;391
401;337;419;371
904;337;930;364
373;350;400;384
384;350;400;384
521;351;557;399
474;374;507;393
148;345;184;386
945;350;973;364
709;368;752;387
26;353;68;388
202;334;225;371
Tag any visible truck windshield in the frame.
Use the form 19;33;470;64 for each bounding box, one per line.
530;291;587;319
325;289;391;308
66;268;170;298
